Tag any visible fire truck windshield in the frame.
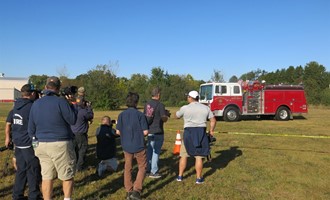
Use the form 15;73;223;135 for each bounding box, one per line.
199;84;213;101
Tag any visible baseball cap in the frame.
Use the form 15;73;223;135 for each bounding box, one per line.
187;90;199;99
21;84;36;92
46;76;61;88
78;87;85;94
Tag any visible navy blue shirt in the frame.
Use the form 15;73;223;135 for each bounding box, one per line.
28;90;77;142
116;107;148;153
96;125;118;160
6;109;13;123
12;98;34;147
71;105;94;134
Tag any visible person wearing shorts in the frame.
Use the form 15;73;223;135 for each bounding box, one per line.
175;90;216;184
28;76;77;200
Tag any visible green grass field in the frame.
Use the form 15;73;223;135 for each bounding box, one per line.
0;103;329;200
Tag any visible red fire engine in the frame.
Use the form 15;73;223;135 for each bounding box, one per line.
199;81;308;122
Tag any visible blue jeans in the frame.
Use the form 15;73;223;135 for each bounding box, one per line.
147;134;164;174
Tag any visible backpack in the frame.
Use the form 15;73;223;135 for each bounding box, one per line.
144;101;160;125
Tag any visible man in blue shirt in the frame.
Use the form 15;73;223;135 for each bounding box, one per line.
71;96;94;172
116;92;148;200
10;84;42;200
29;76;77;200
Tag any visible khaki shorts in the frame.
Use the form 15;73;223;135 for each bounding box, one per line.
35;140;76;180
180;138;205;159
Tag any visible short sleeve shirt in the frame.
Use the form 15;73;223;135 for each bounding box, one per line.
6;110;13;123
176;102;214;128
144;99;166;134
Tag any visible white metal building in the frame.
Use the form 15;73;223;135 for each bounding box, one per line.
0;77;30;102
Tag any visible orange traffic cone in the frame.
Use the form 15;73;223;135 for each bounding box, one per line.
173;130;181;155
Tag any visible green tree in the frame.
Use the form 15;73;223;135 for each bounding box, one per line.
211;69;225;82
29;74;49;90
294;65;304;84
320;88;330;106
285;66;295;84
229;75;238;83
83;65;121;110
240;71;254;81
127;74;149;104
303;61;328;104
149;67;166;87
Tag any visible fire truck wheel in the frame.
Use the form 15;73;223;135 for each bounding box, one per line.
223;107;240;122
276;106;290;121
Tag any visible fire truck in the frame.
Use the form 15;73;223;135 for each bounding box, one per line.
199;81;308;122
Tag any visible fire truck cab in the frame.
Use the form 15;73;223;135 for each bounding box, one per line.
199;81;308;122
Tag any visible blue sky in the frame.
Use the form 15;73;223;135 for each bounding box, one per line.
1;0;329;81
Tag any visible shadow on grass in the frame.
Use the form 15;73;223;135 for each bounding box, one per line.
72;143;243;199
0;150;16;199
74;139;126;199
142;146;243;199
142;150;193;199
76;172;124;199
0;184;12;199
203;146;243;179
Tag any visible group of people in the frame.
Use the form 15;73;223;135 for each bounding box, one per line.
116;89;216;200
5;76;94;200
4;75;217;200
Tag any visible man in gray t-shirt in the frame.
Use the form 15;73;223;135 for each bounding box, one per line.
176;90;216;184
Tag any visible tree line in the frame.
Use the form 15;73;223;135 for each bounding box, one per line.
30;61;330;109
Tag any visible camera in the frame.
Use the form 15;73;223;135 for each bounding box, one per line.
33;89;42;100
206;132;216;162
76;97;92;108
0;141;14;152
207;132;216;145
165;109;171;117
60;86;78;96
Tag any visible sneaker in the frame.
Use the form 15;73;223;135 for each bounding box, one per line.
148;173;162;179
196;177;204;184
126;192;132;200
129;191;142;200
176;175;183;182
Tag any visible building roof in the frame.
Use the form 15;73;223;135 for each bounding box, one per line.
0;77;29;81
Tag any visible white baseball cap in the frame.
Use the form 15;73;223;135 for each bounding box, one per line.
188;90;199;99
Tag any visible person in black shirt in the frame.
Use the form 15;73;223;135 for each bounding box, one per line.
144;87;170;178
95;116;119;177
